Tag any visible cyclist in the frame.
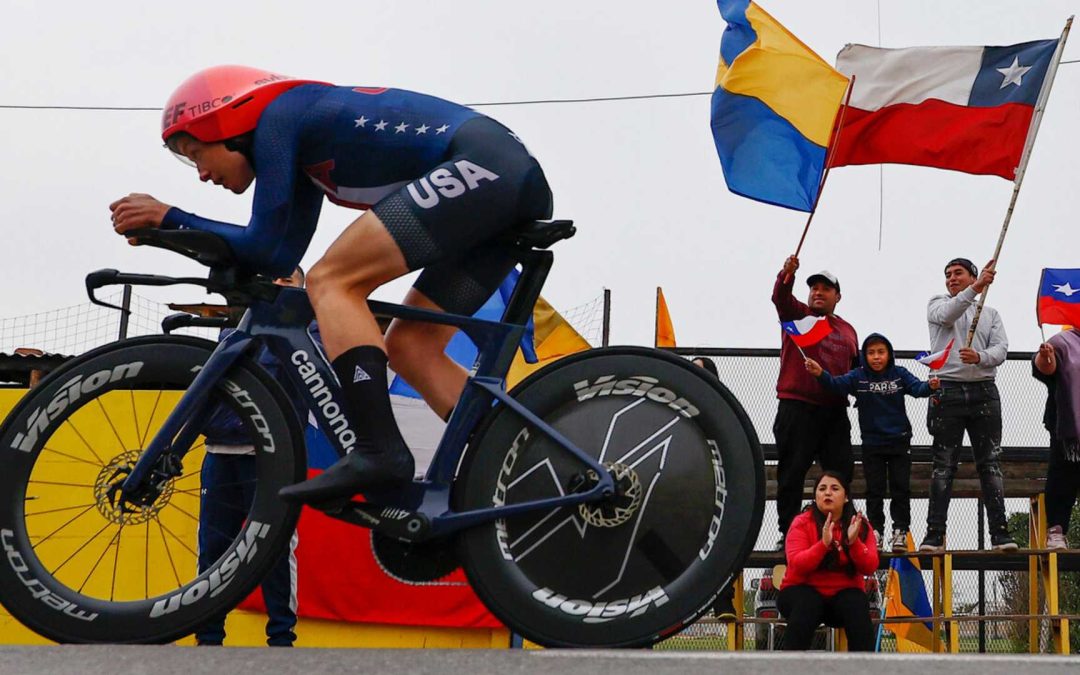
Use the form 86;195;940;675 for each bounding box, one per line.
110;65;554;504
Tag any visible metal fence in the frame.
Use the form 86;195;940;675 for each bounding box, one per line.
655;347;1069;654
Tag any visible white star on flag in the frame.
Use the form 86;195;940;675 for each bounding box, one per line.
375;120;388;131
1053;282;1080;297
415;124;430;134
996;56;1032;89
435;124;449;134
354;116;368;128
395;122;409;134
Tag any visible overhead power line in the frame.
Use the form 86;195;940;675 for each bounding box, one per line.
1;60;1075;112
0;90;714;112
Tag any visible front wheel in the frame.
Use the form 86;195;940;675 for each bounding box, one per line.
0;336;306;643
456;347;764;647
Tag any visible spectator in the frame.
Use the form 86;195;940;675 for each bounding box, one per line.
1033;331;1080;550
778;470;878;651
196;267;312;647
920;258;1016;553
772;256;859;549
806;333;939;552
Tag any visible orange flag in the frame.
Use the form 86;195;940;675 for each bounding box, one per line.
655;287;677;348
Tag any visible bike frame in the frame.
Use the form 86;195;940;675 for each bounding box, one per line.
117;248;614;539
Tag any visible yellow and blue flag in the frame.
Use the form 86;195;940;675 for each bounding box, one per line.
883;532;935;652
711;0;849;212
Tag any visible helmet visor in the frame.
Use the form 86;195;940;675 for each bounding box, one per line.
164;143;196;167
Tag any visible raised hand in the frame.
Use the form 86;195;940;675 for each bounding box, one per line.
847;512;864;545
822;511;834;548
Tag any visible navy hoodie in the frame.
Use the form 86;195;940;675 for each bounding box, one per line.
815;333;933;448
201;324;319;446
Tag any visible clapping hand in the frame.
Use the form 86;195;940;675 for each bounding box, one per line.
822;512;835;548
847;512;865;545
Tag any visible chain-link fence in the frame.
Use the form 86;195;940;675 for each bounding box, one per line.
653;348;1072;653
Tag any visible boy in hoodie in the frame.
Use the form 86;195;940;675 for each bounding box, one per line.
805;334;940;552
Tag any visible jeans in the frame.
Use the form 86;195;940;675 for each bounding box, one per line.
862;445;911;533
1046;437;1080;531
926;381;1007;534
196;453;298;647
777;585;875;651
774;400;853;535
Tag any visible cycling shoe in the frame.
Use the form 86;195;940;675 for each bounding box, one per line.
278;445;414;505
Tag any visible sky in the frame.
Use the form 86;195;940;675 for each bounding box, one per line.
2;0;1078;351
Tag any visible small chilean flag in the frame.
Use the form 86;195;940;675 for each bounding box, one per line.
916;338;955;370
781;315;832;348
1038;268;1080;327
829;38;1060;180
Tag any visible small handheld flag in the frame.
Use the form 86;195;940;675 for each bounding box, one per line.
915;338;955;370
780;315;832;348
1037;268;1080;328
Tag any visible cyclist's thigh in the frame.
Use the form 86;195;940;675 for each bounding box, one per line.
371;117;553;313
315;210;409;288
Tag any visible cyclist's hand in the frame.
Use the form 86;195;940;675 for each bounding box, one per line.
110;194;171;238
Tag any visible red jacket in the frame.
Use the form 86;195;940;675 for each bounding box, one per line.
782;509;879;597
772;272;859;407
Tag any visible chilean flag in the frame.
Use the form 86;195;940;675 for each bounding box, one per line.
916;338;955;370
1038;268;1080;327
828;38;1060;179
781;315;832;348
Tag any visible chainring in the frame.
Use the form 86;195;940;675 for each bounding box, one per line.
370;531;461;584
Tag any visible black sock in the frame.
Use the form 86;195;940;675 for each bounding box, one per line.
331;346;407;455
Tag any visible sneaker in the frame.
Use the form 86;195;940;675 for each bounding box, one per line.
991;532;1019;552
890;529;910;553
919;532;945;553
1046;525;1068;551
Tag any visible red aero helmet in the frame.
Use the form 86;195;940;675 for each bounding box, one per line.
161;65;326;144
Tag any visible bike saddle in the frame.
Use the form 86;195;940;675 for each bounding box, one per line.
507;219;576;250
125;228;236;268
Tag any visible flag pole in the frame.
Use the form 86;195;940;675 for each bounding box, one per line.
654;287;660;349
792;75;856;260
965;17;1073;347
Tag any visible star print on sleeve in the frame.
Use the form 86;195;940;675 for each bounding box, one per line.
354;116;368;128
435;124;449;134
415;124;429;135
374;120;388;131
394;122;409;134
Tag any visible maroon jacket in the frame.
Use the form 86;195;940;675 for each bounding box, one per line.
772;272;858;407
782;509;879;597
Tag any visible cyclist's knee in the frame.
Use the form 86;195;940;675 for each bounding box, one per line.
307;259;377;308
385;322;448;373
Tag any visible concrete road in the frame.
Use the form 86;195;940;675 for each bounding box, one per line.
0;646;1076;675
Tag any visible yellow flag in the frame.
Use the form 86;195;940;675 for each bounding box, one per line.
655;287;676;348
507;295;591;388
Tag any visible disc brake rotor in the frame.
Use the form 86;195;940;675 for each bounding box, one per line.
577;462;642;528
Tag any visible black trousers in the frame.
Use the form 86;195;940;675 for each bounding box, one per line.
777;585;875;651
774;400;853;535
926;381;1008;534
862;446;912;533
1046;437;1080;531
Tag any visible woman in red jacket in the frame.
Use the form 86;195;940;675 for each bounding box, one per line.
778;470;879;651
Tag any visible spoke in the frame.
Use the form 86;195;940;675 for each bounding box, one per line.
173;469;204;484
28;480;97;489
173;479;255;495
110;523;124;601
50;520;112;579
155;518;182;590
63;417;106;466
75;524;122;594
25;502;99;518
130;390;141;449
41;446;106;468
95;397;130;454
157;519;198;558
30;504;97;549
139;390;163;448
144;520;150;600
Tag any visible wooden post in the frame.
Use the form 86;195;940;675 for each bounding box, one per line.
943;553;958;653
